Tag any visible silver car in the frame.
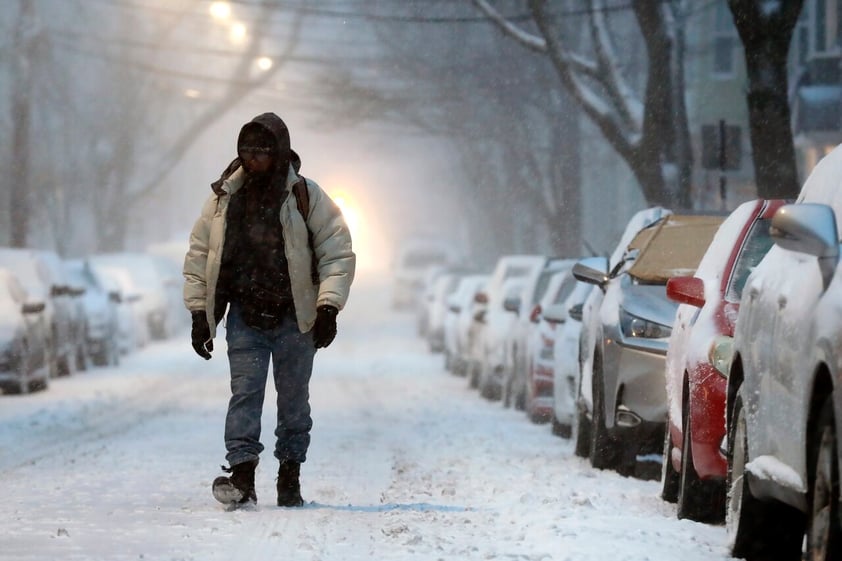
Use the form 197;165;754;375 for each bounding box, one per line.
573;213;725;476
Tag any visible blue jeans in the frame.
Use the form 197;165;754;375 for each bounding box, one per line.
224;302;316;467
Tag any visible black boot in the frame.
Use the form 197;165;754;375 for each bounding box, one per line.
276;461;303;507
212;460;258;507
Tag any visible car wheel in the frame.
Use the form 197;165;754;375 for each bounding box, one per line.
677;413;725;522
574;390;592;458
807;397;842;560
727;389;805;559
468;362;479;389
551;415;572;439
589;362;619;471
479;365;501;401
660;421;679;504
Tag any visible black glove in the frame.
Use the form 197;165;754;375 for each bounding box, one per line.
191;311;213;360
312;305;338;349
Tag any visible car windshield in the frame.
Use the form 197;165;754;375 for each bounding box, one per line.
725;217;775;303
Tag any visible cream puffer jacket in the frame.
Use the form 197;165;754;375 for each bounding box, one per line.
183;165;355;337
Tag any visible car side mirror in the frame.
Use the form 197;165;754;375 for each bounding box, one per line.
771;203;840;289
568;303;583;322
666;276;705;308
573;258;610;289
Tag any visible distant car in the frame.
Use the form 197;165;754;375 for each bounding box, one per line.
573;212;725;476
550;280;594;437
65;260;121;367
425;273;463;353
0;248;78;378
473;255;547;400
660;199;784;523
443;274;489;375
717;146;842;560
0;268;50;394
504;258;575;411
521;267;582;423
88;253;174;341
391;239;463;310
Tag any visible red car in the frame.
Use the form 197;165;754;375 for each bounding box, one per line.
660;199;786;523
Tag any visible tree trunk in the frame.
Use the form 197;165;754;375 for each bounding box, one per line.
729;0;803;199
9;0;36;248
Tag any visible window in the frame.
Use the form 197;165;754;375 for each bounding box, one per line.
813;0;842;54
725;218;775;303
712;1;739;77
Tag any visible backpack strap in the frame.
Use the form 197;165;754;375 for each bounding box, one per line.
293;177;319;286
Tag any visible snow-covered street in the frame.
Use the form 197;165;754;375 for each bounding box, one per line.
1;272;732;561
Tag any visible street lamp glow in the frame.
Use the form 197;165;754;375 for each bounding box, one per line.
229;22;247;43
184;88;201;99
209;2;231;21
256;57;273;71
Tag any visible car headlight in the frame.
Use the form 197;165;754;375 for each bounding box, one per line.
619;308;671;339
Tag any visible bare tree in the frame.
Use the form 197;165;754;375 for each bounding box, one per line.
727;0;803;199
8;0;39;247
473;0;693;209
305;1;583;259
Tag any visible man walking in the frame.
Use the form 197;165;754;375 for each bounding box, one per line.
183;112;355;508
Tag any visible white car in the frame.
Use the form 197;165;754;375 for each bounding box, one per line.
719;144;842;560
443;274;489;375
391;239;462;310
545;279;593;435
0;248;79;378
504;258;575;410
425;273;463;353
0;268;50;394
472;255;547;400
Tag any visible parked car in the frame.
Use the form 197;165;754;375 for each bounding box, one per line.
472;255;547;400
0;268;50;394
425;272;464;353
659;199;784;523
717;146;842;560
572;207;672;460
521;266;582;423
443;274;489;375
65;260;122;367
550;279;594;437
572;212;725;476
88;253;174;341
0;248;78;378
391;238;462;310
503;258;575;411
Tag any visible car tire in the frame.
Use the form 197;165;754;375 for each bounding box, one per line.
727;389;804;559
551;415;572;439
677;413;725;522
479;365;501;401
661;421;679;503
574;391;592;458
589;362;619;471
807;397;842;560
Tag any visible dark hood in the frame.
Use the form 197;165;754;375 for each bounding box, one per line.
211;112;302;195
